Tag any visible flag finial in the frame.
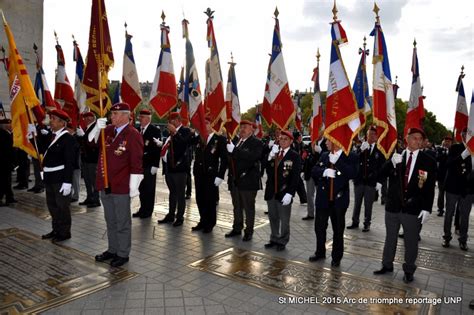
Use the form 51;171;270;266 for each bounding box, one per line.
373;2;380;23
395;75;398;84
182;18;189;39
413;38;417;47
228;52;236;66
161;11;166;23
332;0;338;21
54;31;59;45
460;65;465;78
0;9;6;25
204;7;214;19
316;48;320;64
274;7;279;18
363;36;367;49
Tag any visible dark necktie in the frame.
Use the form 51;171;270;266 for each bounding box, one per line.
404;152;413;190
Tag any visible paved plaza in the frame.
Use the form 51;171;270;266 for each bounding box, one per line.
1;172;473;314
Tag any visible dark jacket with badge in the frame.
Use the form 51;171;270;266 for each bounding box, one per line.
165;125;191;174
444;143;474;196
312;151;358;210
192;133;228;179
42;129;76;185
79;122;100;164
228;135;263;191
139;124;162;169
436;146;449;182
378;150;436;215
353;144;385;187
264;148;301;202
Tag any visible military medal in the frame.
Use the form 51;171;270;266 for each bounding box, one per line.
114;140;127;156
418;170;428;189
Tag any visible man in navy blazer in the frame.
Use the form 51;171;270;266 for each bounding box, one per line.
309;139;357;267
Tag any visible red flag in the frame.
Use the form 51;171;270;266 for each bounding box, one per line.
404;41;425;138
454;68;468;142
204;10;226;131
82;0;114;115
121;30;142;112
54;40;79;128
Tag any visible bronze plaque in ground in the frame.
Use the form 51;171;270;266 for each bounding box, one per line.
189;248;438;314
0;228;137;314
327;237;474;278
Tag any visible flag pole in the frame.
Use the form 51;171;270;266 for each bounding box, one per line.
97;0;109;190
23;97;43;166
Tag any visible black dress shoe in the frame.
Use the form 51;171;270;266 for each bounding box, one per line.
202;228;213;233
309;255;325;262
302;216;314;221
225;230;241;238
140;214;152;219
79;199;91;206
442;240;450;248
191;224;203;231
331;260;340;267
172;219;183;227
158;216;174;224
373;266;394;275
110;256;129;267
403;273;414;283
87;202;101;208
33;188;44;193
276;244;286;251
132;212;143;218
264;211;269;215
185;195;191;200
242;234;252;242
52;235;71;242
264;242;275;248
27;187;36;192
347;224;359;229
13;184;28;190
460;242;468;251
42;231;56;239
95;251;117;262
6;198;17;204
362;225;370;232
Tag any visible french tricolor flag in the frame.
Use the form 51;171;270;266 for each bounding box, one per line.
120;31;142;112
224;60;240;139
261;55;272;126
466;90;474;153
310;58;323;144
404;41;425;138
72;39;87;114
324;20;360;155
454;71;468;142
150;17;177;118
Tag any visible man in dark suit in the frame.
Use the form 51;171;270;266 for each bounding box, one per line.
91;102;144;267
0;119;15;206
41;110;76;242
442;128;473;251
158;112;191;227
225;120;263;241
435;135;453;216
264;130;301;251
309;139;357;267
291;131;307;204
374;127;436;283
191;118;227;233
348;126;386;232
78;112;101;208
133;109;162;218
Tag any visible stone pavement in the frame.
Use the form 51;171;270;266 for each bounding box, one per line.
1;172;473;314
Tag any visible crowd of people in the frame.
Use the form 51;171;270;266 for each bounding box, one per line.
0;102;472;281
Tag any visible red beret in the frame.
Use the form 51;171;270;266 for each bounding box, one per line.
49;109;70;122
82;112;95;119
280;130;294;140
110;102;131;112
240;120;256;128
168;112;181;120
139;109;152;116
407;127;426;139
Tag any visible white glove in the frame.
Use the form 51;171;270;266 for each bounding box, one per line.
375;182;382;192
153;137;163;147
281;193;292;206
268;140;275;148
323;168;336;178
391;153;403;167
418;210;430;224
226;142;235;153
268;144;280;160
129;174;144;197
40;171;44;180
97;118;107;129
214;177;223;186
360;141;370;151
28;123;36;135
329;153;339;164
40;129;49;135
150;166;158;175
461;148;471;159
76;127;85;137
27;132;34;139
59;183;72;196
314;144;322;153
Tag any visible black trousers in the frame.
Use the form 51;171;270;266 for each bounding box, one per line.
16;150;30;186
45;182;71;237
296;177;307;203
0;168;13;202
165;172;187;221
315;205;347;263
195;174;218;229
138;166;157;216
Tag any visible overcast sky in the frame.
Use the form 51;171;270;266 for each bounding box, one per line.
40;0;473;128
